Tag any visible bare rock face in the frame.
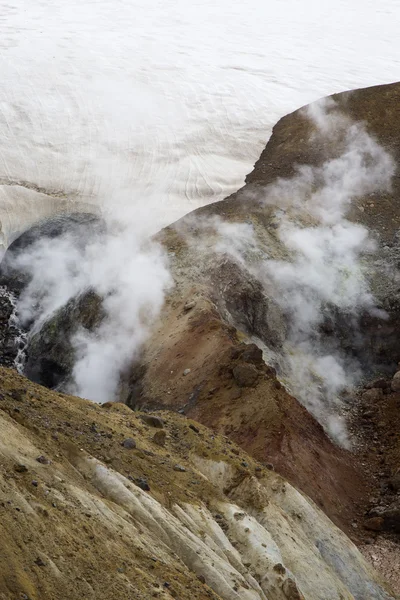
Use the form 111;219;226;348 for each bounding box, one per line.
0;367;395;600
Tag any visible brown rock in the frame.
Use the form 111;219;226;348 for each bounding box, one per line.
380;506;400;533
364;516;384;531
14;463;28;473
232;363;259;387
282;578;305;600
365;378;390;390
361;388;383;402
183;301;196;312
152;430;166;447
121;438;136;449
241;344;264;366
389;470;400;493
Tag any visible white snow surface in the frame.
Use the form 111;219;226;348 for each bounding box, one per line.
0;0;399;242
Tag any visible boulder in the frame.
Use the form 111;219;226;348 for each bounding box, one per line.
139;415;164;429
232;363;259;387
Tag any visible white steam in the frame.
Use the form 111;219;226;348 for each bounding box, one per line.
12;215;172;403
256;100;395;445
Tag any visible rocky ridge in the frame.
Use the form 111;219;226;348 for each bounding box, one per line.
0;367;395;600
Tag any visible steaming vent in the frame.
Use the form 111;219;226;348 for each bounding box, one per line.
0;97;398;448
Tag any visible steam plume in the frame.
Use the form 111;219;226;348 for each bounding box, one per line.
256;100;395;445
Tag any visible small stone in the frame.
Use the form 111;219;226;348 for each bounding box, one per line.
379;506;400;532
197;575;206;584
183;369;191;376
31;480;38;487
121;438;136;449
365;378;390;390
184;301;196;312
173;464;186;472
266;463;275;471
189;424;199;434
152;430;166;447
273;563;286;575
36;456;50;465
14;463;28;473
136;478;150;491
364;516;384;531
241;461;249;468
140;415;164;429
10;389;23;401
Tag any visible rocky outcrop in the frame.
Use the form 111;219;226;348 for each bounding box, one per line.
25;290;104;388
0;213;104;383
0;367;395;600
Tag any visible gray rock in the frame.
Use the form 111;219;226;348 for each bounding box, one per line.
152;430;166;447
121;438;136;449
361;388;383;402
173;464;186;472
